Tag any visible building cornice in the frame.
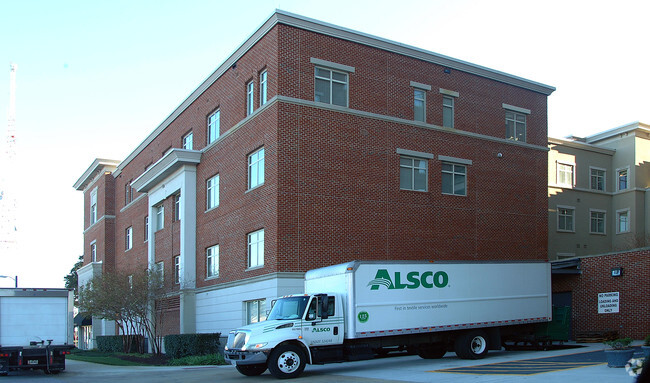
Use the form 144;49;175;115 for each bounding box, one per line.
73;158;121;191
548;137;616;155
112;10;554;176
585;121;650;144
131;149;201;193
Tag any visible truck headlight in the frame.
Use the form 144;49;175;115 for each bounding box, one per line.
242;342;267;351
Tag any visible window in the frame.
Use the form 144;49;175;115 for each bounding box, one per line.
90;189;97;224
414;89;425;122
206;245;219;279
206;174;220;210
155;204;164;231
125;181;133;205
442;96;454;128
442;163;467;196
144;216;149;242
617;167;629;191
557;163;574;187
616;209;630;233
248;147;265;189
182;132;193;150
207;110;220;144
260;70;268;106
557;206;575;232
125;226;133;250
246;81;254;115
247;229;264;268
246;299;267;324
400;157;427;191
590;167;605;191
90;242;97;262
173;194;181;221
590;210;606;234
505;111;526;142
314;67;348;107
174;256;180;284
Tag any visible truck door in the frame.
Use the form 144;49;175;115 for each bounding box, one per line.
302;296;343;347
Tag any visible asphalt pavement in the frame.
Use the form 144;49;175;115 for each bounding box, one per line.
4;342;644;382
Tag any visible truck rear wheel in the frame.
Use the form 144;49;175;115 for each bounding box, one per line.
454;330;489;359
268;344;306;379
236;363;267;376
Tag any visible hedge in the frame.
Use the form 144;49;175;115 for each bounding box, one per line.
96;335;145;353
163;333;221;359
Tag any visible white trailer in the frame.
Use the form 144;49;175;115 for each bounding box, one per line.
0;288;75;376
225;261;552;379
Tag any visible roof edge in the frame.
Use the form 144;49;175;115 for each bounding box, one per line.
73;158;121;191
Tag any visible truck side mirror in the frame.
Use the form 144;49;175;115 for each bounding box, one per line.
320;296;329;319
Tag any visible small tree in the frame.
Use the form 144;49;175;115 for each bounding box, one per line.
78;268;167;354
64;255;83;304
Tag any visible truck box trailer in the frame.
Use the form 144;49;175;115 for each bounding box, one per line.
0;288;75;376
225;260;552;379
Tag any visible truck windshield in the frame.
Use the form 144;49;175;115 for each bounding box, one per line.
267;296;310;320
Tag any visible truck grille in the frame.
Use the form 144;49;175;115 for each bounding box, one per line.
227;331;249;350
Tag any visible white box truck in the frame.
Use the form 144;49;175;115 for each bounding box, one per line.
225;260;552;379
0;288;75;376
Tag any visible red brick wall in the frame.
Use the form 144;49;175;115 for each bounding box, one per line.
552;249;650;339
276;103;547;272
83;172;116;272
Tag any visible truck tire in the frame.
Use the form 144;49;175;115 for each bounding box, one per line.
454;330;489;359
267;344;306;379
236;363;267;376
417;343;446;359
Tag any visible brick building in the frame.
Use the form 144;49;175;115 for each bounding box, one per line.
74;11;555;347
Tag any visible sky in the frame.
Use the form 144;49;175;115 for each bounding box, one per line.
0;0;648;288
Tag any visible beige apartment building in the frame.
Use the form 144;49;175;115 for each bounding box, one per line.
548;121;650;260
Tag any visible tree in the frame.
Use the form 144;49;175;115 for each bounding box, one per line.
78;268;167;354
64;255;83;304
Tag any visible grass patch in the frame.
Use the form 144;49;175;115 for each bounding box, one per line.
168;353;226;366
67;350;148;366
67;349;227;366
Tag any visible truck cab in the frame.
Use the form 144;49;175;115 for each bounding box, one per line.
224;293;343;378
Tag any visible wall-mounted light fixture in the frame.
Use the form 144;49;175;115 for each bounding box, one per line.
611;267;623;277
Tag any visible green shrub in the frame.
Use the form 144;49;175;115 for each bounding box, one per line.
644;335;650;346
604;337;633;350
96;335;145;353
96;336;123;353
167;353;226;366
164;333;221;359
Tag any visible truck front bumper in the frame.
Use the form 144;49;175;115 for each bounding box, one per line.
224;350;268;365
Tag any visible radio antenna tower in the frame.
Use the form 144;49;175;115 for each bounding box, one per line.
1;63;18;255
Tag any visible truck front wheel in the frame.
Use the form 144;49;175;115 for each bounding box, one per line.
267;344;306;379
454;330;489;359
236;363;267;376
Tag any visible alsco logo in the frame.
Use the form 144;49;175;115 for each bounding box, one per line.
367;269;449;290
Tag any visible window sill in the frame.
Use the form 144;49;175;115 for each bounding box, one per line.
400;188;427;193
556;229;575;233
442;192;467;197
246;265;264;272
589;232;607;236
246;184;264;194
205;275;219;281
205;206;219;214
